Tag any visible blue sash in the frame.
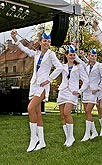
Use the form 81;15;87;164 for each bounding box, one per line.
36;55;44;72
68;66;73;79
89;65;93;74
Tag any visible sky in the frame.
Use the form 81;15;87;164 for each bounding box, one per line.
0;0;102;44
0;25;37;44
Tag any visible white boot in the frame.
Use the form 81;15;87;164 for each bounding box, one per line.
66;124;75;147
81;120;91;142
34;126;46;151
90;121;98;139
99;118;102;136
27;122;39;152
63;125;68;145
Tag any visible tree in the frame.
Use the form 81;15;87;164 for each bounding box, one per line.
78;0;102;61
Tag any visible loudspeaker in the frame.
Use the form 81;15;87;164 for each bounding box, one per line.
9;88;22;114
0;88;45;115
51;14;69;47
73;4;81;16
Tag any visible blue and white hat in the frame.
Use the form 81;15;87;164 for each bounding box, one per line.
42;32;51;40
67;45;75;53
90;48;97;55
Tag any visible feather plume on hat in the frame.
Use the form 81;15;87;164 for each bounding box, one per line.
67;45;75;53
90;48;97;54
42;32;51;40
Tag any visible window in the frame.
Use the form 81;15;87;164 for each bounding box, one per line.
5;66;8;73
13;66;16;73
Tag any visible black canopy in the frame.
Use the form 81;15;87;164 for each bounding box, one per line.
0;0;74;32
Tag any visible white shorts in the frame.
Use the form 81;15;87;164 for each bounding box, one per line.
97;90;102;101
82;89;99;104
57;88;78;106
29;83;50;101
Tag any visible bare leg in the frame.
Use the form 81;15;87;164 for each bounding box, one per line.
27;91;45;152
36;104;43;126
27;91;45;123
98;99;102;136
99;99;102;118
59;104;68;145
64;103;74;124
85;103;94;121
83;103;87;113
59;104;65;125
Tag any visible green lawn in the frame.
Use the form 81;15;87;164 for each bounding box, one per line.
45;101;98;115
0;111;102;165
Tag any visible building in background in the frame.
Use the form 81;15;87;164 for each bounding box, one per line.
0;39;33;89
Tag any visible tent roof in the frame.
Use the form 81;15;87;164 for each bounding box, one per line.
30;0;73;13
0;0;74;32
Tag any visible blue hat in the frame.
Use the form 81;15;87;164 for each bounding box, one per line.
90;48;97;54
42;32;51;40
67;45;75;53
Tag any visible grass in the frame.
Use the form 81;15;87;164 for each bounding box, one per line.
45;101;98;115
0;111;102;165
45;101;59;112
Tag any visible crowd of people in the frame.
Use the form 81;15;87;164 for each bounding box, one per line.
10;19;102;152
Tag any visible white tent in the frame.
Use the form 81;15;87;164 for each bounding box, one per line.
31;0;74;14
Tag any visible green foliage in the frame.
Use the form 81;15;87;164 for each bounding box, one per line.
79;32;100;51
79;31;102;62
98;50;102;62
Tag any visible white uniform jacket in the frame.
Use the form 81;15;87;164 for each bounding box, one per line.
75;54;102;91
85;62;102;91
58;63;89;93
93;29;102;43
15;41;63;100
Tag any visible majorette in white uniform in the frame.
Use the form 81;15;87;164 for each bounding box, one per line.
76;49;102;137
12;31;63;152
93;27;102;102
76;48;102;140
15;38;63;101
93;26;102;136
57;48;89;106
94;29;102;43
57;45;89;148
83;61;102;104
75;49;102;104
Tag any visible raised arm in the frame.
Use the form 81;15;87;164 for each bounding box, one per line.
92;19;102;43
11;29;35;57
79;50;89;63
92;19;99;31
75;53;87;69
11;29;18;42
98;63;102;91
